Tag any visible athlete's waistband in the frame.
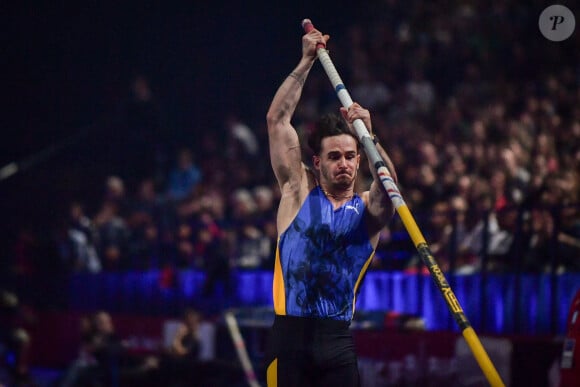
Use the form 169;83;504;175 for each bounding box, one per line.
273;314;350;331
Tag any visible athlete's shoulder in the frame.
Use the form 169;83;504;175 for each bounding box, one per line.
358;190;370;206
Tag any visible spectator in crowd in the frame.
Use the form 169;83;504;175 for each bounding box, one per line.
127;218;161;271
127;178;165;227
59;310;159;387
253;185;278;269
447;195;477;274
193;209;233;300
103;175;130;217
169;308;202;359
556;171;580;272
526;171;580;273
0;290;35;387
225;114;260;160
174;221;196;269
459;187;517;273
94;200;130;271
350;67;392;111
422;200;453;272
126;178;166;270
59;315;100;387
165;148;202;202
524;205;558;273
499;146;530;205
60;201;101;273
161;308;241;386
230;188;271;269
118;75;169;186
404;67;435;116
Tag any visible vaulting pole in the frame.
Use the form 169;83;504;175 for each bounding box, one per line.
302;19;505;387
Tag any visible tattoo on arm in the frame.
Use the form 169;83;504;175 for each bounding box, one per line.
288;72;305;87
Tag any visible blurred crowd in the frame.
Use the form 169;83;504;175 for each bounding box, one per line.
54;308;243;387
0;302;244;386
6;2;580;288
52;2;580;278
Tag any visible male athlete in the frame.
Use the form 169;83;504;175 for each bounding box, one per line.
265;24;397;386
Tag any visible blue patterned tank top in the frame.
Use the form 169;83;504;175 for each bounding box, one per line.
272;186;375;321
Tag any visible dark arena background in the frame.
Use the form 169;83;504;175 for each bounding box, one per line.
1;1;579;386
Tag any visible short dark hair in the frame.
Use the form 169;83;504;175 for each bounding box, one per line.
307;113;359;155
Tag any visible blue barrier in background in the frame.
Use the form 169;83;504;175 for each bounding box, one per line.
68;270;580;335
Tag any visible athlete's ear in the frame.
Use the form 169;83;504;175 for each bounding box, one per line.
312;155;321;170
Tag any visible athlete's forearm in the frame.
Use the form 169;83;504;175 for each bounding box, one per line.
366;138;396;222
266;58;315;129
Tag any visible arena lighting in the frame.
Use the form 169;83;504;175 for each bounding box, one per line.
0;124;92;182
0;162;18;181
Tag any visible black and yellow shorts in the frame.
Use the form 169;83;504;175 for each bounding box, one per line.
265;314;360;387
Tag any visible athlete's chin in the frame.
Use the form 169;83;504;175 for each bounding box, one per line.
334;175;354;186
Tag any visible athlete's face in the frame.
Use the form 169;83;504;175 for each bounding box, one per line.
313;134;360;189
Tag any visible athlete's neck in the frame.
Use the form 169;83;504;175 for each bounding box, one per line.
320;185;354;202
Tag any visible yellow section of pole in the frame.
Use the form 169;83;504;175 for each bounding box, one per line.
395;205;427;246
397;205;505;387
463;328;506;387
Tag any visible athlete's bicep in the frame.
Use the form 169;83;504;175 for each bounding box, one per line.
268;121;303;187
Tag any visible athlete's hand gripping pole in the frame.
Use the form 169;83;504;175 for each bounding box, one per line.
302;19;505;387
